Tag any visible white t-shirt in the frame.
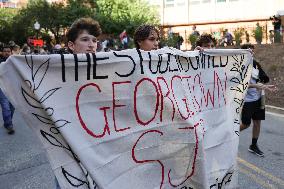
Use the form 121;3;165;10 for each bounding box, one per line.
245;67;261;102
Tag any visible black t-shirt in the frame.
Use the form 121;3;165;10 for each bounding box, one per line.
0;56;7;63
273;19;281;30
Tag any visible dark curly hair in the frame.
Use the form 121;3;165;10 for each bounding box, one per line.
241;43;254;49
134;24;160;49
196;34;216;48
66;17;102;43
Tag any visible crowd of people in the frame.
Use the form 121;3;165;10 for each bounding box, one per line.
0;17;279;188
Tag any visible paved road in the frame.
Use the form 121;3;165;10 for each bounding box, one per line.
0;111;283;189
0;111;54;189
238;112;284;189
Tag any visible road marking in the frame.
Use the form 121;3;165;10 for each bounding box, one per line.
239;167;277;189
238;157;284;186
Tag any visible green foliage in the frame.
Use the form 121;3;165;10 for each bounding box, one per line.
253;23;263;44
18;0;94;43
0;0;94;45
233;28;244;46
160;34;181;48
274;31;282;43
0;8;18;43
0;0;159;45
95;0;159;36
64;0;95;27
0;8;17;29
163;36;178;47
188;34;198;49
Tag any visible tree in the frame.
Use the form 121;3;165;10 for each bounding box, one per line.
63;0;95;28
95;0;159;36
2;0;94;45
1;0;159;45
188;34;198;50
0;8;18;43
17;0;94;44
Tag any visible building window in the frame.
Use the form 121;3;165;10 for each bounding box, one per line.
202;0;211;3
216;0;226;2
177;0;186;6
190;0;200;5
165;0;175;7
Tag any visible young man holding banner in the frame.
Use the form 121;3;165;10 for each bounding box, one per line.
67;17;102;54
55;17;102;189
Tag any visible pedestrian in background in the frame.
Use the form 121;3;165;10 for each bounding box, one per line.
0;45;15;135
190;25;200;50
240;44;277;157
191;25;200;38
194;33;216;50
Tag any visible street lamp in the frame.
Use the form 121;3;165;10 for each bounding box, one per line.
34;21;40;39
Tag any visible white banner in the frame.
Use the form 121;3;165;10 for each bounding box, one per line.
0;48;252;189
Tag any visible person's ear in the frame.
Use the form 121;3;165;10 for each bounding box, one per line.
67;41;75;52
138;41;142;48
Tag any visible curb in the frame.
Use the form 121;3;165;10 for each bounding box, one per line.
266;105;284;116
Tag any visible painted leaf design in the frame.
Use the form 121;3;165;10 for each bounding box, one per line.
230;67;239;72
25;80;32;90
93;181;98;189
230;86;243;93
33;58;50;91
40;130;65;148
50;127;60;134
45;107;54;116
230;77;240;84
21;87;42;109
232;55;239;62
40;87;61;103
24;55;32;69
55;119;71;128
32;113;54;125
62;167;88;187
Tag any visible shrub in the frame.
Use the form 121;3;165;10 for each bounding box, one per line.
233;28;245;46
253;23;263;44
188;34;198;50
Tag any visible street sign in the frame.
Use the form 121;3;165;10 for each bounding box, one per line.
27;37;44;47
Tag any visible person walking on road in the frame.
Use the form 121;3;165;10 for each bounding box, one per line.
0;45;15;135
240;44;277;157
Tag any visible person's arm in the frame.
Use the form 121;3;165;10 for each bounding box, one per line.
249;83;277;92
